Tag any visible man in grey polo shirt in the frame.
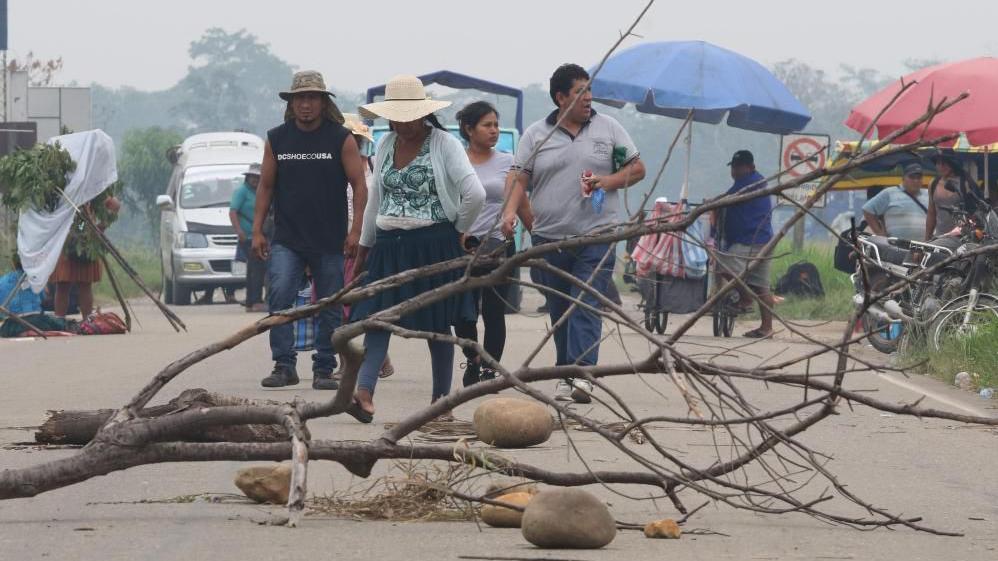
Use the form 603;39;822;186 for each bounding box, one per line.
862;163;928;241
502;63;646;403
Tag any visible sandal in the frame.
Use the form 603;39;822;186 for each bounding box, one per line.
742;328;773;339
378;358;395;379
346;399;374;424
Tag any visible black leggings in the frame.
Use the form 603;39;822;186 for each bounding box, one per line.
454;282;509;365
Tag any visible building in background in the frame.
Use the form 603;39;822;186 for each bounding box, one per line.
4;70;91;141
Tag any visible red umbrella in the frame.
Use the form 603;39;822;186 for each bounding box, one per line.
846;57;998;146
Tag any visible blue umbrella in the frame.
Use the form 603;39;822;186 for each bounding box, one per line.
590;41;811;134
590;41;811;199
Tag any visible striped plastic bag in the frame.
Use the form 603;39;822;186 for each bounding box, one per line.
292;281;316;352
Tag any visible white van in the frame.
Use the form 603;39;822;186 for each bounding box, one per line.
156;132;264;305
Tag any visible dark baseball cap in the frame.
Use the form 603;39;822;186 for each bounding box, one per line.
727;150;754;166
903;163;923;177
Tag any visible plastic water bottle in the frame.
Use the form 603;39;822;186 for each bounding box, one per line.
592;188;605;214
980;388;994;399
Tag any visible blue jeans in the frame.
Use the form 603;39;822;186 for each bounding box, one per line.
268;243;344;373
531;236;614;366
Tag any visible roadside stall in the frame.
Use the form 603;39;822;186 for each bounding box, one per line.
589;40;812;336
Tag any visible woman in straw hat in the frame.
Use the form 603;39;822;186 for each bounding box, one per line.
348;75;486;422
341;113;394;379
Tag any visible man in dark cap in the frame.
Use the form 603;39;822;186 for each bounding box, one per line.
714;150;775;338
862;163;928;241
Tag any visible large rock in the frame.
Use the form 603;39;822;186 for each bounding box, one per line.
234;464;291;504
521;488;616;549
485;477;540;497
473;398;553;448
481;492;534;528
644;518;681;539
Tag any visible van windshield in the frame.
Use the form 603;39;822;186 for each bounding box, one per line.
179;165;249;209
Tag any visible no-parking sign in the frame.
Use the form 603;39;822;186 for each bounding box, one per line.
777;133;830;208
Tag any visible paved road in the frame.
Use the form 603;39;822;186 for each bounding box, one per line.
1;290;996;561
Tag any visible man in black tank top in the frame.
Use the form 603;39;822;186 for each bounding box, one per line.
252;70;369;389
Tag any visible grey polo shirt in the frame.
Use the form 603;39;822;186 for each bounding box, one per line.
512;110;639;239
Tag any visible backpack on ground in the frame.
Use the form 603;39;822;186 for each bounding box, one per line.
775;261;825;298
77;311;127;335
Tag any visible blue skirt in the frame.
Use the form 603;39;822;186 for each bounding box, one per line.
350;222;475;333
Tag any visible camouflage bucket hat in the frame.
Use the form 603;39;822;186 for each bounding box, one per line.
279;70;335;101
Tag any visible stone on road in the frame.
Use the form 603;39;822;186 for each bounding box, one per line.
1;295;996;560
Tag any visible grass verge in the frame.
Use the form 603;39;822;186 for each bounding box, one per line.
93;246;162;306
767;242;854;321
903;321;998;390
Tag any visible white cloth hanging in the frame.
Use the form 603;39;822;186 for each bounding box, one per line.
16;130;119;293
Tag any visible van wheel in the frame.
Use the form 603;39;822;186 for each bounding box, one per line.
172;277;191;306
162;267;174;305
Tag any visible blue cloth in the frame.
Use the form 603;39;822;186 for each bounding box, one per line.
267;243;344;373
229;182;257;240
722;171;773;249
531;237;614;367
590;41;811;134
0;271;41;317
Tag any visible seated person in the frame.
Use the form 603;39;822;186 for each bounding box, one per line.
0;255;43;317
862;163;928;242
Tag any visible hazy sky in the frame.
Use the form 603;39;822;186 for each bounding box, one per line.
10;0;998;93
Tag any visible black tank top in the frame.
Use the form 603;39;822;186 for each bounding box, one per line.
267;119;350;253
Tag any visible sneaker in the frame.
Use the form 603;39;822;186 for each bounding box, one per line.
479;367;498;382
554;380;574;401
570;379;593;404
261;363;299;388
312;369;339;390
461;361;482;388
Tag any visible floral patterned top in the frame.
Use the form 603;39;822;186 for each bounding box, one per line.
378;134;447;224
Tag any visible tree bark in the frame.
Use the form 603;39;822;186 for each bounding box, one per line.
35;389;287;445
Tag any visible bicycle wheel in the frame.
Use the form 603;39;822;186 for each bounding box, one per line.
722;310;735;338
655;312;668;334
928;293;998;351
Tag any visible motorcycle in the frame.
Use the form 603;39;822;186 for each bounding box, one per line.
852;182;998;354
850;234;955;354
923;202;998;350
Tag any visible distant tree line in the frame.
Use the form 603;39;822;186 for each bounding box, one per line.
82;30;938;244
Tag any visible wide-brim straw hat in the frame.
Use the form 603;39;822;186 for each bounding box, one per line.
359;75;451;122
342;113;374;142
279;70;336;101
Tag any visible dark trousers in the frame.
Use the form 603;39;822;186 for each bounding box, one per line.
453;242;513;365
241;240;267;306
454;282;509;364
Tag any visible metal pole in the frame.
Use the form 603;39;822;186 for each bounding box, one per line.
680;121;691;201
2;50;6;122
985;146;991;203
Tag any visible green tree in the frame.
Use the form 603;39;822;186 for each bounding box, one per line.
171;28;296;135
118;127;183;231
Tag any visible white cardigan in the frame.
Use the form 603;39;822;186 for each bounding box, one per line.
360;128;485;248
